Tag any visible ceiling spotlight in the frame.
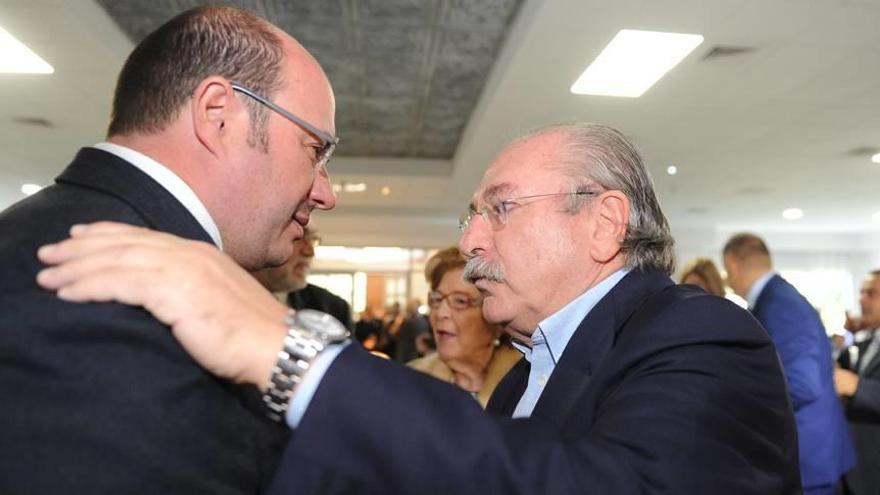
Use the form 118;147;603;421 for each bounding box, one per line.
782;208;803;220
872;153;880;164
666;165;678;175
20;183;42;195
380;186;391;196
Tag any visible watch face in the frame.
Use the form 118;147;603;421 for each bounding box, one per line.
295;309;350;341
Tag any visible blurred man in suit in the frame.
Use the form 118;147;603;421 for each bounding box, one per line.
252;227;352;330
0;6;336;493
39;124;801;494
724;233;855;495
836;270;880;494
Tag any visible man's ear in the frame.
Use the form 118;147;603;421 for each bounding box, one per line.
191;77;246;158
588;190;630;264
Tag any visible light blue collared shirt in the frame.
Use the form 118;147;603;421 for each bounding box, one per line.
285;271;631;428
511;268;630;418
746;271;776;310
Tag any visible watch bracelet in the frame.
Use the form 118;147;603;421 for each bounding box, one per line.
262;310;327;423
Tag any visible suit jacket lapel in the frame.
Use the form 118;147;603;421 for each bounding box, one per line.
55;147;214;244
530;270;674;427
860;336;880;376
486;359;529;416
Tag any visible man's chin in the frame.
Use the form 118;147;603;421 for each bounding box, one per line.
480;298;511;326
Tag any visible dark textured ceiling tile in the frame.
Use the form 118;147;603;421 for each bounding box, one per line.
279;20;352;53
96;0;523;159
265;0;345;20
440;0;522;30
437;29;503;61
358;0;433;27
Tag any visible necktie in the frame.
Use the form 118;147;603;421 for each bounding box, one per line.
859;330;880;374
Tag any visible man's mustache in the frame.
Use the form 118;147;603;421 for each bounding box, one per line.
463;256;505;284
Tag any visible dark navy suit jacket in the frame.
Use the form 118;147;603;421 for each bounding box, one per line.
268;270;801;494
0;148;287;494
752;274;855;488
838;335;880;493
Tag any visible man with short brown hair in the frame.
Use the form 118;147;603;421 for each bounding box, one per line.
0;6;336;493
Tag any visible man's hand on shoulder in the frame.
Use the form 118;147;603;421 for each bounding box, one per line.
36;221;286;390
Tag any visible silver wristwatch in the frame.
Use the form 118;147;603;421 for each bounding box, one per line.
262;309;350;422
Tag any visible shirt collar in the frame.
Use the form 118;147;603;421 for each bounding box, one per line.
92;142;223;249
746;270;776;309
514;268;630;363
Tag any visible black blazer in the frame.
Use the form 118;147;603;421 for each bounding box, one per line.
0;148;287;494
839;335;880;494
288;284;353;331
267;270;801;494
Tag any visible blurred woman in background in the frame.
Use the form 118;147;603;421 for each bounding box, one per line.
679;257;726;297
408;247;521;408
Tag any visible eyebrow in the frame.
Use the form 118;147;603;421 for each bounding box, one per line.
472;182;517;208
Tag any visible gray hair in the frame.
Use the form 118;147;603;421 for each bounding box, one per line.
524;123;675;274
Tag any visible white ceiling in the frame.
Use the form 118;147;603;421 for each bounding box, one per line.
2;0;880;259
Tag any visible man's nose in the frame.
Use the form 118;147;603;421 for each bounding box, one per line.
458;212;490;258
309;167;336;211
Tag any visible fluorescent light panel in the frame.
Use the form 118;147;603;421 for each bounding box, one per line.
0;26;54;74
571;29;703;98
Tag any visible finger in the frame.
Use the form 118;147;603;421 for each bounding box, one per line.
38;229;205;265
53;266;144;304
37;242;166;289
52;267;179;326
70;221;158;237
38;235;146;265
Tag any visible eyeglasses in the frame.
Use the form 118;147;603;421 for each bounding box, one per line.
428;290;482;310
230;83;339;171
458;191;597;232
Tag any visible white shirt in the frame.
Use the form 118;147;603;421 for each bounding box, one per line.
92;142;223;249
746;271;776;310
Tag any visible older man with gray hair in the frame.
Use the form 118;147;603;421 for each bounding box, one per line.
37;123;801;494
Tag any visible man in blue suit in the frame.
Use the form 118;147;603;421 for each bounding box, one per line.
39;124;802;494
724;233;855;494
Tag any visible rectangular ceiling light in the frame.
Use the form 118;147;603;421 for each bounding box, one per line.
0;26;54;74
571;29;703;98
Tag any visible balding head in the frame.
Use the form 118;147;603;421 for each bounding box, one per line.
106;6;337;271
723;233;772;267
722;233;772;297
